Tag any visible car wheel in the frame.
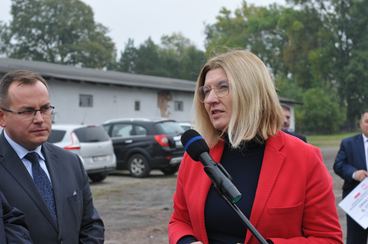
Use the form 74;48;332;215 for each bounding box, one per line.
89;173;108;183
128;154;150;178
161;165;179;175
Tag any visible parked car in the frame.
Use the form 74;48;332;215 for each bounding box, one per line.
102;118;185;177
48;124;116;182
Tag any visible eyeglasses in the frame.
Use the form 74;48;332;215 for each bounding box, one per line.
198;81;230;103
1;105;55;120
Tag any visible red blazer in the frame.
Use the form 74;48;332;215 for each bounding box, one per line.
168;131;342;244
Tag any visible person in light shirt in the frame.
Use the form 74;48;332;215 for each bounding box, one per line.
334;110;368;244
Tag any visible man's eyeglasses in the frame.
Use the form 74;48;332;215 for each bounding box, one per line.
198;81;230;103
1;105;55;120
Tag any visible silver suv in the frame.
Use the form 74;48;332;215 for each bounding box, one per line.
48;124;116;182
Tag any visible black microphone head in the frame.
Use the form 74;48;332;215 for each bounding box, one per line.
181;129;209;161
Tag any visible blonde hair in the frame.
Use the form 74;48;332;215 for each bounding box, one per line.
193;50;283;148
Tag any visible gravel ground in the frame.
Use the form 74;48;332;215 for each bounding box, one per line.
91;146;347;243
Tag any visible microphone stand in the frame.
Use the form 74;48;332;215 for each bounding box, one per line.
210;164;268;244
218;192;268;244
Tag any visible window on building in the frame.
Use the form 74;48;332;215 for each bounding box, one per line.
79;94;93;107
134;101;140;111
174;101;184;111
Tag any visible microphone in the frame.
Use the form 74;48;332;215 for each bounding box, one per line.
181;129;242;203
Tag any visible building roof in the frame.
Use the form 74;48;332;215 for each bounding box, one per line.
0;57;300;104
0;58;196;92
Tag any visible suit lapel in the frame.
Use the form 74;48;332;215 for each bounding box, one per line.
0;134;58;230
245;132;286;243
354;135;366;169
42;143;65;231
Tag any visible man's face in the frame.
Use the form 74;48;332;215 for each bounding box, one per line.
360;112;368;137
282;108;291;130
0;80;52;150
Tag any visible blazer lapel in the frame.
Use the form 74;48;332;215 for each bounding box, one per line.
0;134;58;230
354;135;366;170
245;132;286;243
42;143;65;231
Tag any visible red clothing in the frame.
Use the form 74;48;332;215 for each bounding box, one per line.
169;131;342;244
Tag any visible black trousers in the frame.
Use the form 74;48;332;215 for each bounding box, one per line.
346;214;368;244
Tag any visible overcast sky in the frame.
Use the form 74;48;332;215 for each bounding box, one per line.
0;0;285;52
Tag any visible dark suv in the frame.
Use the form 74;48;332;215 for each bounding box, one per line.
102;119;185;177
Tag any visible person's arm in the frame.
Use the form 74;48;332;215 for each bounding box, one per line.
76;156;105;243
168;154;200;244
1;192;33;244
333;140;361;182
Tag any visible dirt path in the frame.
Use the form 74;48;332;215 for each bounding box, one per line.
91;146;346;243
91;171;176;243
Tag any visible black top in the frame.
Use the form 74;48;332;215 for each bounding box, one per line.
177;138;265;244
204;138;265;243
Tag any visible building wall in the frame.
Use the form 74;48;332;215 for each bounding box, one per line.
48;79;194;125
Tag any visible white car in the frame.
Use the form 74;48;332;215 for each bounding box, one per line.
48;124;116;182
178;122;192;131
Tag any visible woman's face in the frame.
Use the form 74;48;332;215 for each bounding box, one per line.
202;68;232;132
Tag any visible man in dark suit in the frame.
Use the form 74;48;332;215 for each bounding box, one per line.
281;104;307;142
334;110;368;244
0;70;104;243
0;191;32;244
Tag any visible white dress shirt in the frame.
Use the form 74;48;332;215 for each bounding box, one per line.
4;130;52;182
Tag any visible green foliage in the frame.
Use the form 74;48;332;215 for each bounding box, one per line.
332;0;368;129
204;0;368;132
117;33;205;80
2;0;116;68
204;2;335;91
299;88;346;133
275;74;304;102
0;21;10;55
341;50;368;128
118;39;138;73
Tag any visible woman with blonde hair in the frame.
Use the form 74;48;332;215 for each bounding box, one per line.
169;50;342;244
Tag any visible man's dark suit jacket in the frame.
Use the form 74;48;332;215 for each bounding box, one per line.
333;134;366;197
0;133;104;243
0;191;32;244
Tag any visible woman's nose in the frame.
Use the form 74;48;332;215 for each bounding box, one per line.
204;89;219;103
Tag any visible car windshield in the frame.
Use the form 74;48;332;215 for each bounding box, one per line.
74;126;110;142
155;121;184;135
48;130;66;143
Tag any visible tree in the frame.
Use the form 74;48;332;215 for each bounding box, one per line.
332;0;368;129
2;0;116;69
118;39;138;73
204;0;368;132
159;33;205;80
117;33;205;80
0;21;11;56
287;0;368;130
300;88;346;133
133;38;162;76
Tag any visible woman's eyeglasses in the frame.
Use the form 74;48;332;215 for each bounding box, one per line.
198;81;230;103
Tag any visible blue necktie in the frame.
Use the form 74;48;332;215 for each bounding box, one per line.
25;152;57;224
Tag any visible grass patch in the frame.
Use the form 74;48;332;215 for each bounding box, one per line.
307;132;357;147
